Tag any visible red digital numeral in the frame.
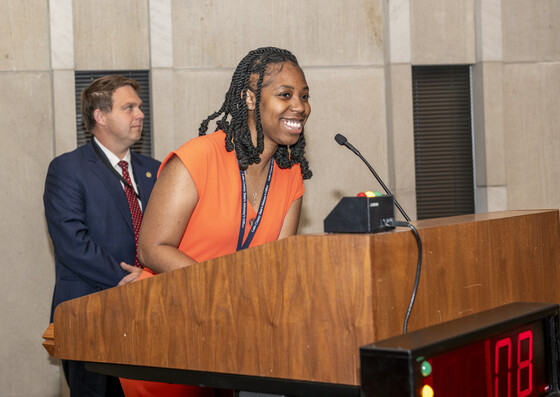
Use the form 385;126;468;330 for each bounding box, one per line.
493;331;533;397
517;330;533;397
495;337;512;397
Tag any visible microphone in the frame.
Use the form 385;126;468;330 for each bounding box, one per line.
334;133;411;222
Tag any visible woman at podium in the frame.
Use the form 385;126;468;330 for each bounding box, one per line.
119;46;312;396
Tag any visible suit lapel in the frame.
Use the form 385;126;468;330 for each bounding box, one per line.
85;142;135;234
131;152;156;210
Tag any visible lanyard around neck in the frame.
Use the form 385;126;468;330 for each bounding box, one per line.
237;158;274;251
91;140;141;200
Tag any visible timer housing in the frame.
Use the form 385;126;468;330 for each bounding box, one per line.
360;302;560;397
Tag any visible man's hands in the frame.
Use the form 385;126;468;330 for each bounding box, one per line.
118;262;143;286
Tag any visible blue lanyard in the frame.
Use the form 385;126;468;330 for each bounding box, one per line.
237;158;274;251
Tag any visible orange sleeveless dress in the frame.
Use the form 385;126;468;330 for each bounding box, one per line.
120;131;305;396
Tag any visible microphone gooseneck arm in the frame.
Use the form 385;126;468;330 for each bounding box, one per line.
334;134;411;222
335;133;420;333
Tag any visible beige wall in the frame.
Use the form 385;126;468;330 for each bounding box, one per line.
502;0;560;211
1;0;559;395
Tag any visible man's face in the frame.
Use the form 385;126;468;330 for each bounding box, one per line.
101;85;144;150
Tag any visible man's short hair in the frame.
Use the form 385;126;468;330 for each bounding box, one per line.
81;75;141;133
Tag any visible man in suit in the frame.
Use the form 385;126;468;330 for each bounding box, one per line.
43;75;161;396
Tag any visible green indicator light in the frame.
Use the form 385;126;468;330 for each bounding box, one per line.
421;360;432;377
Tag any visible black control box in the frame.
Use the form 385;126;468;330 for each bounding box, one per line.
323;195;395;233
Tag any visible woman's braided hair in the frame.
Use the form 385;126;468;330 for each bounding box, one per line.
198;47;312;179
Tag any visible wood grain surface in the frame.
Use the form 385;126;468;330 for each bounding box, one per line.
46;210;560;386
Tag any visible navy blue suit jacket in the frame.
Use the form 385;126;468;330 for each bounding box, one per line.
44;141;161;321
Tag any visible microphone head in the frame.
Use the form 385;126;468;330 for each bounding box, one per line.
334;134;347;146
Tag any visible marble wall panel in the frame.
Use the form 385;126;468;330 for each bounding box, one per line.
385;65;414;189
172;68;234;150
0;0;50;71
476;186;507;213
149;0;173;68
472;62;487;189
0;72;59;395
502;0;560;62
472;61;506;189
475;0;502;62
385;63;416;220
503;63;560;210
480;62;505;187
172;0;385;69
301;67;388;233
53;70;78;156
50;0;75;70
151;68;176;160
385;0;411;64
410;0;476;65
73;0;150;70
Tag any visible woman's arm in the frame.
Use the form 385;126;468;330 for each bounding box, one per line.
277;196;303;239
137;155;199;273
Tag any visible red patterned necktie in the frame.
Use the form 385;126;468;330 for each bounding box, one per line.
118;160;143;268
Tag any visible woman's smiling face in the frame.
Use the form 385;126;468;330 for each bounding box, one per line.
249;61;310;148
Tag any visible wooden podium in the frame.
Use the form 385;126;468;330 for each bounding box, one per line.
43;210;560;395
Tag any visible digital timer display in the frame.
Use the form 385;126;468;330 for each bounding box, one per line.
422;320;549;396
360;302;560;397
